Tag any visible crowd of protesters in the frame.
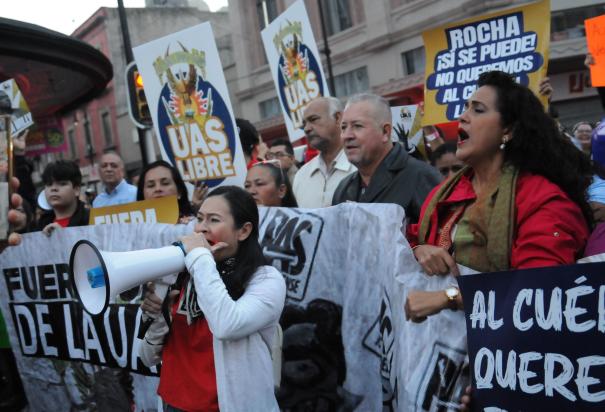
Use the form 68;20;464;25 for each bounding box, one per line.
3;67;605;410
9;73;604;245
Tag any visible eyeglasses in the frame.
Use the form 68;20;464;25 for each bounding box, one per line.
265;151;292;160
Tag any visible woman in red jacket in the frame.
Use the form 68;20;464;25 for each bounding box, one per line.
405;70;593;322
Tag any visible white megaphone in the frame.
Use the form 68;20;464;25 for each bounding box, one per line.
69;239;185;315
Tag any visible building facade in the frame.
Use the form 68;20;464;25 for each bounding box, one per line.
228;0;605;141
61;6;232;187
60;0;605;184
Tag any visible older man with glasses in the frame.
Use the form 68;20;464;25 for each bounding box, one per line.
266;138;299;185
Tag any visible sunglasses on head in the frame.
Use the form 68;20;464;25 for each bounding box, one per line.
256;159;286;181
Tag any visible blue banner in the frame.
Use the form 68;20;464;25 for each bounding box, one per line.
458;262;605;411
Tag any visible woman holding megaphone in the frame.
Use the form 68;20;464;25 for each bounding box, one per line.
139;185;286;412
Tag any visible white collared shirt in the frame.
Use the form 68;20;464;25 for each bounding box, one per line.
92;179;137;208
293;149;356;208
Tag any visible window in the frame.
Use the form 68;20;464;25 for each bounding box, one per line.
259;97;281;120
402;47;425;76
83;114;95;158
551;4;605;41
321;0;353;36
101;112;114;147
68;128;77;159
334;67;369;97
256;0;278;30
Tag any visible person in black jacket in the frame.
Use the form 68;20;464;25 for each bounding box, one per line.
332;93;441;223
37;160;89;235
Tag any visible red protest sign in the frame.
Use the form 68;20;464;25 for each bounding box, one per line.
585;14;605;87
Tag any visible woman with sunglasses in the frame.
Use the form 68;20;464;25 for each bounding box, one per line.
139;186;286;411
244;161;298;207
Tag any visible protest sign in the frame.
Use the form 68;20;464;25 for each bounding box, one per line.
133;23;246;189
0;203;477;411
391;104;425;157
0;114;10;240
422;0;550;125
458;263;605;411
0;79;34;135
585;14;605;87
24;116;67;157
89;195;179;225
0;206;383;410
261;0;331;142
0;223;189;411
378;256;474;410
391;104;421;143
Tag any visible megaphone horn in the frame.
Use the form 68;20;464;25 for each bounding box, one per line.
69;240;185;315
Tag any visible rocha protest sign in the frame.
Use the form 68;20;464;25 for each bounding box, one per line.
422;0;550;125
458;263;605;411
89;195;179;225
133;23;247;189
585;14;605;87
261;0;331;142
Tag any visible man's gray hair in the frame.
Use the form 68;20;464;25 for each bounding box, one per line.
325;96;343;118
345;93;391;126
305;96;343;118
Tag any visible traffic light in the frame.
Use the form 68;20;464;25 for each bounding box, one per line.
125;62;152;128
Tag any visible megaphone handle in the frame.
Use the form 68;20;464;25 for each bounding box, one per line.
138;281;172;340
153;282;170;301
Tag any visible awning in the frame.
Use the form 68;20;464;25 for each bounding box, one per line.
0;17;113;118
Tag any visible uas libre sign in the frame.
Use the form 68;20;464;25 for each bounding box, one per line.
261;0;330;142
133;23;246;188
89;195;179;225
458;263;605;411
422;0;550;125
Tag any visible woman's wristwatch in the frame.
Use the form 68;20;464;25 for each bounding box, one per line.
444;286;460;310
173;240;187;256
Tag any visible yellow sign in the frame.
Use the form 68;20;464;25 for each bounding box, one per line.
422;0;550;125
89;195;179;225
